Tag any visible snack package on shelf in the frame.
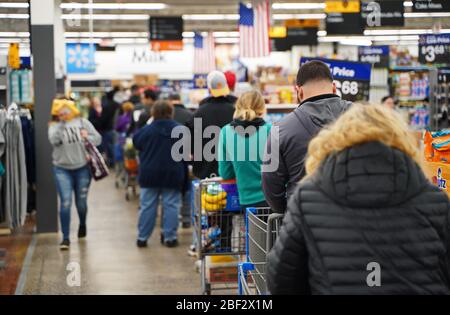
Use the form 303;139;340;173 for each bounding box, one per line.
424;130;450;163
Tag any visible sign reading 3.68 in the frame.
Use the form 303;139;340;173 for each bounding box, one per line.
421;44;446;63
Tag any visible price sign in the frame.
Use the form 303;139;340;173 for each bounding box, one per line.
8;43;20;70
419;34;450;65
300;57;372;102
412;0;450;12
358;45;390;68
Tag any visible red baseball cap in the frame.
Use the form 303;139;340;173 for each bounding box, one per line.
224;71;236;91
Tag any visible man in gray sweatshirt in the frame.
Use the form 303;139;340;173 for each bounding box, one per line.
262;61;351;213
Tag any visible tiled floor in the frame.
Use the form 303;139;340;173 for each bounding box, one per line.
20;175;202;295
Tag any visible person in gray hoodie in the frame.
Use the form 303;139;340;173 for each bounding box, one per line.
262;60;351;213
48;99;102;250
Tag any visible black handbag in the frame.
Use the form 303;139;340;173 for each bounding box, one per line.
84;139;109;181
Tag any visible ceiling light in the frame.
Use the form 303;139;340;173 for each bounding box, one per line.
403;1;413;7
62;14;149;20
365;29;450;35
61;3;166;10
182;14;239;21
0;2;29;8
272;3;326;10
273;14;326;20
0;32;30;37
405;12;450;18
0;13;29;19
215;38;239;44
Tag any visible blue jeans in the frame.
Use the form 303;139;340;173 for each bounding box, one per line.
138;188;181;243
181;183;192;225
53;166;92;241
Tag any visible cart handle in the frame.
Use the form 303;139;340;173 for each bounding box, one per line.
266;214;284;253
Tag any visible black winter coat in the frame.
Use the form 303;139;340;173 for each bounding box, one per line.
186;96;235;179
267;141;450;295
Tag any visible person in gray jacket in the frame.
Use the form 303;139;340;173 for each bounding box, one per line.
48;99;102;250
262;61;351;213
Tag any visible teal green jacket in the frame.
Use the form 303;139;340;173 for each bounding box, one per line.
218;121;271;206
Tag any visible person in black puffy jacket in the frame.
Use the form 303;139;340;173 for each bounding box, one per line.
267;104;450;295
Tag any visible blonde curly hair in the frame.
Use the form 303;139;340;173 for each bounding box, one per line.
305;103;422;176
234;90;266;121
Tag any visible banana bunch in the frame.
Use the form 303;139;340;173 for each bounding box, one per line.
202;191;227;212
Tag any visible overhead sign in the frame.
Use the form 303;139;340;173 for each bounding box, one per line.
271;27;318;51
358;45;390;68
149;16;184;51
284;19;320;28
193;74;208;89
269;26;287;38
300;57;372;102
325;0;360;13
115;44;193;76
8;43;20;69
412;0;450;12
66;43;96;74
361;1;404;27
326;13;364;35
419;34;450;65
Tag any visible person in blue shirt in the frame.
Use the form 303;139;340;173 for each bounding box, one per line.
133;101;186;248
218;90;271;210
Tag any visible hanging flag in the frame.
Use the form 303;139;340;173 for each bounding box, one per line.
239;1;270;58
193;32;216;74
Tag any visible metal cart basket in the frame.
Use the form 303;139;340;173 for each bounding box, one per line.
193;178;246;295
238;207;284;295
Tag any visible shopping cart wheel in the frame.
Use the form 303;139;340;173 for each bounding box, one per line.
204;283;211;295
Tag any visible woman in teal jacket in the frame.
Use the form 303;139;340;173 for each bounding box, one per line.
218;90;271;209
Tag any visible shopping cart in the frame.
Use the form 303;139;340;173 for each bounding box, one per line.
238;208;284;295
192;177;246;295
122;138;139;201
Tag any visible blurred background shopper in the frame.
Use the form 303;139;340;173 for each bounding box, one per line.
130;89;158;133
133;101;186;248
187;71;235;179
218;90;271;209
49;99;102;250
381;95;395;110
267;104;450;295
262;60;351;213
169;93;194;229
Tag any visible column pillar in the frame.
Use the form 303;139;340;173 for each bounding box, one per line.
30;0;60;233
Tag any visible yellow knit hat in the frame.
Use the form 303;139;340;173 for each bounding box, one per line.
51;99;80;121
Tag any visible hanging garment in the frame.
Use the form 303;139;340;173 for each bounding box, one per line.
0;109;6;224
4;113;28;229
20;116;36;212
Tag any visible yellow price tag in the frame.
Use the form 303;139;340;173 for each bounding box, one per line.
8;43;20;69
269;26;287;38
325;0;360;13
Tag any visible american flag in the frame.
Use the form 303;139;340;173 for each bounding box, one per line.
193;32;216;74
239;1;270;58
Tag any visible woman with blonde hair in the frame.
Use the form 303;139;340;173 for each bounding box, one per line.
49;98;102;250
218;90;271;209
267;103;450;295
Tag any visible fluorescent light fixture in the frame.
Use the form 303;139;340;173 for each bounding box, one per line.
319;35;421;43
61;3;166;10
0;32;30;37
65;32;148;38
405;12;450;18
0;13;29;19
213;32;240;38
62;14;149;20
273;13;326;20
215;38;239;44
182;14;239;21
403;1;413;7
317;30;327;37
0;2;29;8
365;29;450;35
272;3;326;10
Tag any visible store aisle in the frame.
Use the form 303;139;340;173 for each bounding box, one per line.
19;175;199;295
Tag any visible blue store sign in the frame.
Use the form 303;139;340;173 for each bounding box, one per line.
300;57;372;102
66;43;96;74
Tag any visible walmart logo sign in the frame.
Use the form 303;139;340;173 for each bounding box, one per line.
66;43;96;74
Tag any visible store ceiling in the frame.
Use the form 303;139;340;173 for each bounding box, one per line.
0;0;449;43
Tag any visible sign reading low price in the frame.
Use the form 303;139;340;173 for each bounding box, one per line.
419;34;450;65
300;57;372;102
